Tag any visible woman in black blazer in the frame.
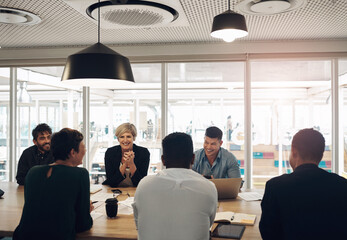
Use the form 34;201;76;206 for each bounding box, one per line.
102;123;150;187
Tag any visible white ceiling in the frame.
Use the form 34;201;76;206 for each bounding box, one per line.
0;0;346;94
0;0;346;49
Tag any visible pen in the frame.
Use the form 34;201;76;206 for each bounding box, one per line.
92;201;98;204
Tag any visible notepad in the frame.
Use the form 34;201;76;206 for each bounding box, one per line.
214;211;257;226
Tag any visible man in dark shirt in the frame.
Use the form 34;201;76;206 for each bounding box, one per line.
259;128;347;239
16;123;54;185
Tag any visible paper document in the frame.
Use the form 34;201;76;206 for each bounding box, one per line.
238;192;263;201
118;197;134;215
90;185;102;194
91;195;134;215
91;192;117;202
91;211;104;220
92;201;104;210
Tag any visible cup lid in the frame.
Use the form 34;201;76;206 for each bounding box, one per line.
105;198;118;204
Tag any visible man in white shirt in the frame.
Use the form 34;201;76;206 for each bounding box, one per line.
132;132;218;240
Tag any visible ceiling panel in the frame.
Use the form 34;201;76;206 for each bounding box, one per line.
0;0;346;49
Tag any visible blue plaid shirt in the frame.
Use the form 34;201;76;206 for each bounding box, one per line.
192;147;241;178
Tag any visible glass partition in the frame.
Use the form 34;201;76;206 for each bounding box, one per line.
339;59;347;174
1;57;346;185
0;68;9;181
251;60;332;188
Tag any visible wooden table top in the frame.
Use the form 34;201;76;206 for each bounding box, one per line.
0;182;262;239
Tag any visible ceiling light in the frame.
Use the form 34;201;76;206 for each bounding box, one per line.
87;0;179;28
235;0;308;15
0;7;41;25
211;0;248;43
62;0;134;88
250;0;291;14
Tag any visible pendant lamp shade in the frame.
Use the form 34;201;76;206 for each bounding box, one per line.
211;9;248;42
62;43;134;88
61;0;134;88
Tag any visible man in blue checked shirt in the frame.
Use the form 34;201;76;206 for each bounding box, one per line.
192;126;241;179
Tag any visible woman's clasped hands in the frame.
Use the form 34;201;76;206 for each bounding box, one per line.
120;151;136;175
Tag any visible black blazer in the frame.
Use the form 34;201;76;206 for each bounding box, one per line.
259;164;347;240
102;144;150;187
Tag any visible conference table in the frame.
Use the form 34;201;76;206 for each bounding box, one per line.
0;182;262;239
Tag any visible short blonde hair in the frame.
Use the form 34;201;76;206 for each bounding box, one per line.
115;123;137;140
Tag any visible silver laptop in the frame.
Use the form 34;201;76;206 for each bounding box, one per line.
210;178;242;200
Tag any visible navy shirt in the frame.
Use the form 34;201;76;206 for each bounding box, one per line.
16;145;54;185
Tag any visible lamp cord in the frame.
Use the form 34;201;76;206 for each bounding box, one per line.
228;0;230;10
98;0;100;43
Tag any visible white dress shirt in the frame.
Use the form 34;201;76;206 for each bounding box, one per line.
132;168;218;240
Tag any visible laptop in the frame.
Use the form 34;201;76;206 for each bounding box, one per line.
210;178;242;200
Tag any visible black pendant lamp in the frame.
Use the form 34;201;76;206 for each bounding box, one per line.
62;0;134;88
211;0;248;42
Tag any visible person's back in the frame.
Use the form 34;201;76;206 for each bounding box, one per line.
14;165;92;240
132;132;218;240
259;128;347;240
134;168;217;240
261;164;347;239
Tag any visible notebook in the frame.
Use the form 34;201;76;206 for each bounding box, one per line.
210;178;242;199
214;211;257;226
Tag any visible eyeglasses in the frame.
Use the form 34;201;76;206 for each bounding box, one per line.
111;189;130;198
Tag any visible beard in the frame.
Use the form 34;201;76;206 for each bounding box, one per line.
37;143;50;153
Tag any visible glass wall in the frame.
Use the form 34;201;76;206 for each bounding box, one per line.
251;60;332;188
339;59;347;174
0;68;9;181
168;62;245;176
1;57;346;186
